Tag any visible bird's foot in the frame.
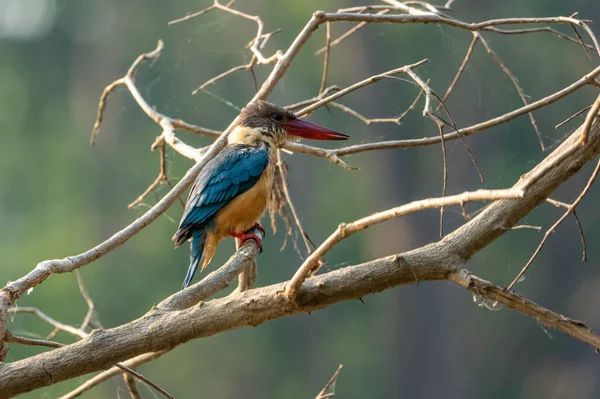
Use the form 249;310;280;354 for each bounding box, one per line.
252;223;266;237
230;230;263;253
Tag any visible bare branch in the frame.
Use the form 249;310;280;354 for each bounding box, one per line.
437;124;448;237
60;352;168;399
167;2;219;25
507;154;600;290
436;34;478;111
128;141;185;209
329;82;424;126
569;22;593;60
10;307;87;339
6;332;62;349
477;33;544;150
193;64;250;95
579;93;600;144
89;78;124;146
281;141;358;171
286;188;524;297
123;372;142;399
555;105;593;129
75;271;97;331
487;26;597;54
322;13;600;56
297;59;429;117
404;69;484;183
547;198;588;261
276;150;314;257
315;9;391;55
450;270;600;348
315;364;344;399
318;22;332;96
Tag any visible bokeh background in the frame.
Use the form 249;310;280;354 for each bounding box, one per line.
2;0;600;398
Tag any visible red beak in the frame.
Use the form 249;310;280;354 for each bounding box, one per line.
283;119;349;140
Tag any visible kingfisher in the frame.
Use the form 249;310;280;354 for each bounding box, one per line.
173;100;348;288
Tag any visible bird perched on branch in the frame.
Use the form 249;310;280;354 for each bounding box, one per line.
173;100;348;289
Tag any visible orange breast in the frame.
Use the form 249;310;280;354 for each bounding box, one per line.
213;163;274;239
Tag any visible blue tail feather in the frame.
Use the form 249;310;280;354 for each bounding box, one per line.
183;229;206;289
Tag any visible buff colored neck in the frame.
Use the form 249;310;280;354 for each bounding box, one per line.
228;125;277;152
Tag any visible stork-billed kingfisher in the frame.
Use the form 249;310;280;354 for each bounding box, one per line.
173;100;348;288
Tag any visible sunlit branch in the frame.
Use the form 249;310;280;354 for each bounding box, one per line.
286;188;524;297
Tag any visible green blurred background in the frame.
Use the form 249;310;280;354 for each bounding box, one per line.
2;0;600;398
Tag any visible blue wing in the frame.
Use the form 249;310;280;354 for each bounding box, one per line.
172;144;269;246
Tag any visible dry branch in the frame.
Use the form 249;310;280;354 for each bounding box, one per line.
315;364;343;399
286;188;525;298
506;156;600;291
59;352;168;399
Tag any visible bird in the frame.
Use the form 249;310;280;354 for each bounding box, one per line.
173;100;349;289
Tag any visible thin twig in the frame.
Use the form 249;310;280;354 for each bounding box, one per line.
329;83;424;126
6;331;63;348
315;9;391;55
75;271;96;331
437;124;448;237
315;364;344;399
477;33;544;150
276;150;315;257
404;68;484;186
506;156;600;290
128;141;185;209
193;64;250;95
297;59;429;117
436;34;478;112
319;22;332;96
555;105;593;129
570;22;593;60
60;352;168;399
546;199;588;261
431;90;485;182
123;372;142;399
486;26;597;54
167;2;218;25
579;94;600;144
192;28;282;96
172;1;281;65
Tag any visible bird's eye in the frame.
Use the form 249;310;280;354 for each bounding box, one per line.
271;113;283;122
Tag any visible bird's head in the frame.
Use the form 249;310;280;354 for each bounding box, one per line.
231;100;348;146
